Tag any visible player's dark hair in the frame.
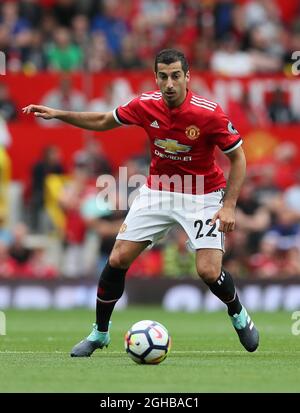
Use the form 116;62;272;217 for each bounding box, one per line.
155;49;189;74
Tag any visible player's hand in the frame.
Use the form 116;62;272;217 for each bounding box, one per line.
210;207;235;233
22;104;57;120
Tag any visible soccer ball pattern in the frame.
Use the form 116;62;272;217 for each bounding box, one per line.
124;320;171;364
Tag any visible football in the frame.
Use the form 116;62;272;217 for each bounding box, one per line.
124;320;171;364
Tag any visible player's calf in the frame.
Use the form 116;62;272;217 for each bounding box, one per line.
204;268;259;352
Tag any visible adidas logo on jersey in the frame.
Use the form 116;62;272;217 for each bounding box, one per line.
150;120;160;128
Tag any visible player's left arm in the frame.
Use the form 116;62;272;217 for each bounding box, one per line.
210;146;246;232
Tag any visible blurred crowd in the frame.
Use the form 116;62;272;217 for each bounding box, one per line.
1;0;300;281
1;136;300;281
0;0;300;75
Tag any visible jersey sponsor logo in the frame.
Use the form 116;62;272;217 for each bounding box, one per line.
154;138;191;155
228;121;239;135
150;120;160;128
185;125;200;140
154;149;192;161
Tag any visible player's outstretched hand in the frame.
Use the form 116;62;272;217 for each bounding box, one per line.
22;104;57;120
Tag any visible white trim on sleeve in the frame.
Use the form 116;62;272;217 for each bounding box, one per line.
113;108;125;125
222;139;243;154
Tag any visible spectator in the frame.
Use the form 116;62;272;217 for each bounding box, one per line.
163;228;198;278
0;135;11;219
87;84;115;113
38;74;86;126
272;142;298;190
59;166;94;277
0;209;12;246
248;234;281;278
126;246;163;278
236;179;271;253
243;0;280;30
9;222;32;266
223;229;250;278
22;236;58;279
73;137;112;179
86;32;114;72
29;146;64;232
253;165;280;207
22;30;48;72
46;26;83;72
88;78;134;110
211;33;254;76
0;1;32;72
265;208;300;251
71;14;90;51
0;1;31;40
91;0;129;55
0;241;14;278
0;82;17;121
280;247;300;278
227;89;270;129
0;25;10;63
52;0;77;28
283;170;300;214
93;210;127;274
133;0;176;49
283;170;300;219
115;35;144;70
268;88;296;124
19;0;44;28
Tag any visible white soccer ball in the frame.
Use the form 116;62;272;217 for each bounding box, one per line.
124;320;171;364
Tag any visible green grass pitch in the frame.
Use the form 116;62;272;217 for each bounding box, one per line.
0;307;299;393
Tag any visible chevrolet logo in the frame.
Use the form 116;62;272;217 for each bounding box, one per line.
154;138;191;154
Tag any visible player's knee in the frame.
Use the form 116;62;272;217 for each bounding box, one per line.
197;263;220;283
109;248;132;269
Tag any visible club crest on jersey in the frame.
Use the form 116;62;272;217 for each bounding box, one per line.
154;138;191;154
185;125;200;140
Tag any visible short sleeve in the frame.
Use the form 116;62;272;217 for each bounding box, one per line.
209;105;243;153
113;97;143;126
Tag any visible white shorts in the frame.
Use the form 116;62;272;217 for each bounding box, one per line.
116;185;225;251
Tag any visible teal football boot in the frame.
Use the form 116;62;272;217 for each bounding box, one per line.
70;322;111;357
231;306;259;352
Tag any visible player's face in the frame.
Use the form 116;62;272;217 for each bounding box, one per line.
156;61;190;108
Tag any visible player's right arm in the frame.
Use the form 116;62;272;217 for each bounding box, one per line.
22;105;120;131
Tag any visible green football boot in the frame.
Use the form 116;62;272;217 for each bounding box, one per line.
70;322;111;357
231;306;259;352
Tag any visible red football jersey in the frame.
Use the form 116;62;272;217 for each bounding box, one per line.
113;89;242;194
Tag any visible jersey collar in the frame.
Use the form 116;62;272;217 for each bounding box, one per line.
162;89;192;113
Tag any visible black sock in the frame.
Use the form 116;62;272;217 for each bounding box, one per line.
96;262;127;331
205;269;242;316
